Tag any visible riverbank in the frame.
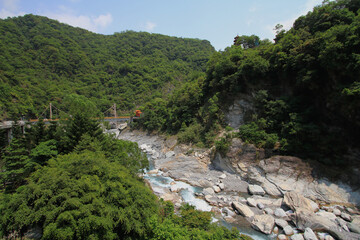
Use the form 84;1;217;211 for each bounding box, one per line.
115;129;360;240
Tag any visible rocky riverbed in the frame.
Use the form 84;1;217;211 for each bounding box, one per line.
114;129;360;240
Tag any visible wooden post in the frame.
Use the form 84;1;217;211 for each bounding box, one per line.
114;103;117;118
50;102;53;120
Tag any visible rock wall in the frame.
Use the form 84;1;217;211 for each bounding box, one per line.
212;137;360;206
225;95;254;129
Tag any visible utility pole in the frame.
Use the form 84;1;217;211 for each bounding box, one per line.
49;102;53;119
113;103;117;118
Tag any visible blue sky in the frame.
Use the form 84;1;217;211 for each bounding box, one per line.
0;0;323;50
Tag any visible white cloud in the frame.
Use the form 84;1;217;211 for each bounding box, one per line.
94;13;112;28
46;7;113;33
145;21;156;32
0;0;25;19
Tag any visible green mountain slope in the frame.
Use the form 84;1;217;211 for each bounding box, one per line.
139;0;360;164
0;14;215;119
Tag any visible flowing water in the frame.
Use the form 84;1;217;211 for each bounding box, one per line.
144;156;273;240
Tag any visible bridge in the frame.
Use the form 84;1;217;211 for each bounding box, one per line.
0;103;140;129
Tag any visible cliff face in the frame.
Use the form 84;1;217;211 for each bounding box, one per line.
211;137;360;206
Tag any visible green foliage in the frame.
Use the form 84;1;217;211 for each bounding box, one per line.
177;122;204;144
0;138;33;191
156;0;360;163
0;151;159;239
149;203;249;240
30;139;58;166
238;121;283;149
215;135;232;156
0;14;214;119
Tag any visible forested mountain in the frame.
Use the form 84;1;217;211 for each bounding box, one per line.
0;14;215;119
139;0;360;165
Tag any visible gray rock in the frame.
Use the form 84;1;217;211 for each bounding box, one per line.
205;195;218;205
336;217;349;232
212;185;221;193
264;208;273;215
278;234;288;240
247;198;257;207
340;212;352;222
316;211;336;221
291;234;304;240
284;191;313;212
248;184;265;196
203;187;215;195
347;222;360;234
165;151;175;158
219;173;226;179
262;180;283;197
275;208;287;218
309;200;319;212
284;225;294;236
232;202;254;218
275;218;289;229
257;202;265;210
273;226;279;234
251;214;275;235
222;207;236;217
332;208;341;216
304;227;318;240
347;207;355;214
218;183;225;190
324;235;334;240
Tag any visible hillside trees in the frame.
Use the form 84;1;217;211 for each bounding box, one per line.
0;14;215;119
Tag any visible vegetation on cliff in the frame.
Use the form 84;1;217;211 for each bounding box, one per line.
138;0;360;164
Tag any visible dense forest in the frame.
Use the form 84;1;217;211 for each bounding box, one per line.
0;14;215;119
0;103;251;239
138;0;360;165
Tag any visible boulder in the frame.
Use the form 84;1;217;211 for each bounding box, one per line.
335;217;349;232
284;191;313;212
304;227;318;240
316;211;337;221
165;151;175;158
238;162;248;172
333;208;341;216
147;169;159;175
291;208;337;231
205;195;218;205
264;208;273;215
232;202;254;218
251;214;275;235
203;187;215;195
219;173;227;179
218;183;225;190
273;226;279;234
309;200;319;212
284;225;294;236
340;212;352;222
212;185;221;193
347;222;360;234
247;198;257;207
262;180;283;197
278;234;288;240
248;184;265;196
257;203;265;210
275;208;288;218
275;219;289;229
222;207;236;217
291;234;304;240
